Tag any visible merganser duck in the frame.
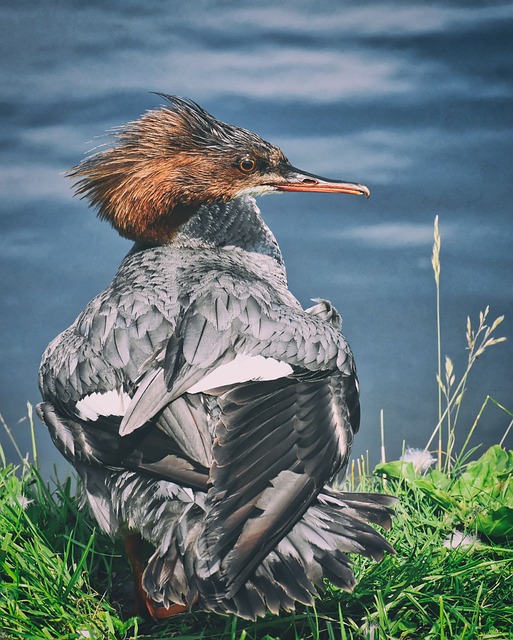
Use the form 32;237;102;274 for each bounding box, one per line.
38;95;395;621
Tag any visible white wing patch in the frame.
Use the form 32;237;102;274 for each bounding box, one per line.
76;388;131;421
187;354;293;395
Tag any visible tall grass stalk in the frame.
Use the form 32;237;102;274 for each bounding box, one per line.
0;411;25;467
431;215;443;469
427;217;506;471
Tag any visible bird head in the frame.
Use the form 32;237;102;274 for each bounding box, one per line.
69;95;370;242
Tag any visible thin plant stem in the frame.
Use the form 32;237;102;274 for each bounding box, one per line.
500;418;513;448
426;364;481;454
380;409;387;489
0;411;24;464
432;216;443;469
455;395;491;469
380;409;386;464
27;402;38;469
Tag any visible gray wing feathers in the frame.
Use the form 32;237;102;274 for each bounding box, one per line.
119;369;168;436
119;289;354;435
156;396;212;469
119;310;236;435
105;326;131;368
194;376;351;598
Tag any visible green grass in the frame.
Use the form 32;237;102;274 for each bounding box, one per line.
1;218;512;639
1;431;512;640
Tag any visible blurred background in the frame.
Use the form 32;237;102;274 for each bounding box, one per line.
1;1;512;478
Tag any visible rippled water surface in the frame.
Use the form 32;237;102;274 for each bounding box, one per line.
1;1;512;475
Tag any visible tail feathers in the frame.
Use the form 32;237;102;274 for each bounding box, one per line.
143;509;201;609
140;488;396;619
74;464;120;537
190;489;396;619
304;505;396;562
143;544;191;607
195;550;318;619
320;489;397;532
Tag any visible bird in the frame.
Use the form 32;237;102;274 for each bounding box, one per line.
37;95;395;621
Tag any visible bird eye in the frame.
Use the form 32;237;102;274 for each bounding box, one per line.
238;158;256;173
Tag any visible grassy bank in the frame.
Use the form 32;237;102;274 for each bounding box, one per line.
1;425;512;639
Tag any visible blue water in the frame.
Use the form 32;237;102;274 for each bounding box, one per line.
1;1;512;477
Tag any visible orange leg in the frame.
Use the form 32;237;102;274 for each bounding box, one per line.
123;533;193;620
147;600;192;620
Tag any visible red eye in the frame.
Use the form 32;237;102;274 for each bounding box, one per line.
239;158;256;173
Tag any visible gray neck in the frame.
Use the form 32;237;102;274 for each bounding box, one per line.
174;196;284;266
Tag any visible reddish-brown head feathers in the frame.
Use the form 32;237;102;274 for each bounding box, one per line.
68;96;287;242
